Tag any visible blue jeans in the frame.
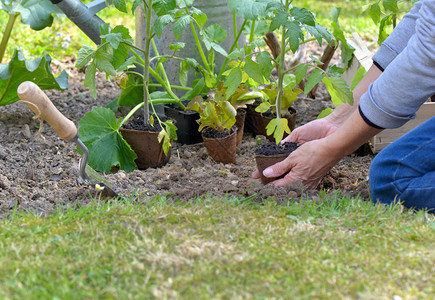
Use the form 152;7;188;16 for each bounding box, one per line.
369;116;435;212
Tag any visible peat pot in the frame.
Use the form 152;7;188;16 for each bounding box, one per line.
235;109;246;146
201;126;238;164
246;105;297;142
164;104;202;145
120;128;171;169
254;142;299;184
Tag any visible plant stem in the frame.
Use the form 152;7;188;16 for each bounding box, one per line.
189;19;212;74
233;12;239;49
149;83;191;91
142;0;152;123
216;19;248;82
119;102;144;128
249;20;256;44
275;1;290;122
0;13;18;64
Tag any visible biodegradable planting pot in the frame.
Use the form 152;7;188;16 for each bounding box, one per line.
120;128;171;169
164;103;202;145
120;116;171;169
246;105;297;142
201;126;237;164
254;142;299;184
235;109;246;146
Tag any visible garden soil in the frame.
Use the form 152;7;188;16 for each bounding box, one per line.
0;56;373;216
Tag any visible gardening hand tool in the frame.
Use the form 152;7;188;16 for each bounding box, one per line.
17;81;119;199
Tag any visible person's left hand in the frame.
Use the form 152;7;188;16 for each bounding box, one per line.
252;138;343;188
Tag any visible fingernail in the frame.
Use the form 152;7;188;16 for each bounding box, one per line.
263;168;274;177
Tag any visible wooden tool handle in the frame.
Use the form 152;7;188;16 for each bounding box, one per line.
17;81;77;141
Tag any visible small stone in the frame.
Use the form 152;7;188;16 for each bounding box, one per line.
230;180;238;186
22;124;32;139
0;174;11;189
288;191;298;199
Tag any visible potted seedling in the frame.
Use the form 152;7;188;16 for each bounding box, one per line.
227;0;355;182
75;0;189;172
186;91;240;164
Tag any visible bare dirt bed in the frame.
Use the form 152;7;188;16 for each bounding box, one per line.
0;58;373;216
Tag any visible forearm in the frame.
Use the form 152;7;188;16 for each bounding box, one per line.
324;109;382;158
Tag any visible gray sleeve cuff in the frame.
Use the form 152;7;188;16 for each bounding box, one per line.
359;85;416;129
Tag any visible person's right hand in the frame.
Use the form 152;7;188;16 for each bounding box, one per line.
282;116;340;144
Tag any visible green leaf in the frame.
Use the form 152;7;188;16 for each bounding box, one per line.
330;7;341;25
153;14;175;38
101;32;123;49
315;24;334;46
112;0;127;13
6;0;57;30
285;21;302;53
162;120;178;140
322;76;353;107
255;102;271;113
270;11;288;31
257;51;273;80
223;67;243;99
244;57;264;84
109;25;133;70
0;50;68;106
191;7;207;28
118;74;143;107
368;3;381;24
152;0;176;16
228;48;244;60
84;62;97;99
178;60;190;86
176;0;194;8
210;42;228;57
205;24;227;43
304;69;323;95
183;77;205;100
169;42;185;51
378;14;394;45
94;46;116;76
78;107;138;173
330;22;354;69
76;45;96;69
283;73;296;90
265;118;291;144
317;108;334;119
228;0;269;20
290;7;315;26
351;66;366;91
172;15;191;40
294;64;308;84
383;0;399;12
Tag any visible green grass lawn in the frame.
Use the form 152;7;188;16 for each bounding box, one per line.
1;193;434;299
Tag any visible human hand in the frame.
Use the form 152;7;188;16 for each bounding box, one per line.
252;138;342;189
281;117;339;144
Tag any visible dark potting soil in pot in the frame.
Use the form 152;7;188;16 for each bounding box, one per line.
123;115;168;132
254;142;299;184
254;142;299;156
202;127;236;139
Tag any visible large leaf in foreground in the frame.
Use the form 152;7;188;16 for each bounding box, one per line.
0;49;68;106
1;0;58;30
78;107;138;173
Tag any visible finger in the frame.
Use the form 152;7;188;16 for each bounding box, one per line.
252;169;260;179
263;156;295;178
281;130;300;143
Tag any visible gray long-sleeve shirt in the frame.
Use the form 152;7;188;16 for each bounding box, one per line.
359;0;435;129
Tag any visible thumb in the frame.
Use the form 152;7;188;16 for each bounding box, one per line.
263;156;294;178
